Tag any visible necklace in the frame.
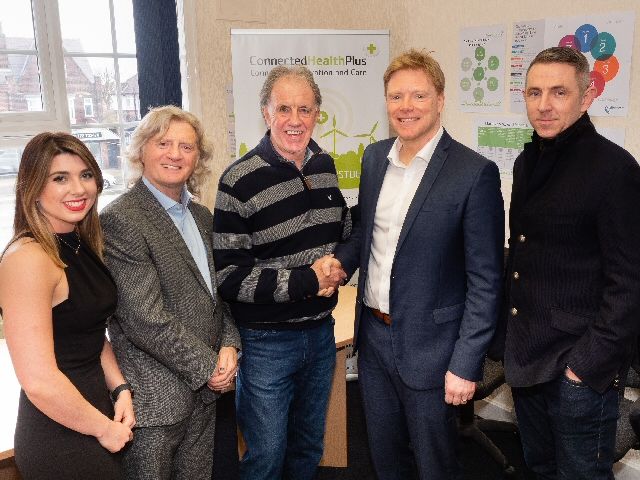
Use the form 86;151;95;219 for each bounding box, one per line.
55;232;81;255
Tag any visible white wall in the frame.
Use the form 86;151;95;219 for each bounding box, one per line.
194;0;640;208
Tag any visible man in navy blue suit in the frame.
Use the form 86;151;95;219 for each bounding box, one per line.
333;49;504;479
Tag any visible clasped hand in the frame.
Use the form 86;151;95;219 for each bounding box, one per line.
208;346;239;391
311;254;346;297
98;391;135;453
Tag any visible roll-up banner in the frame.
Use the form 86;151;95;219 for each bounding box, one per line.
231;29;390;206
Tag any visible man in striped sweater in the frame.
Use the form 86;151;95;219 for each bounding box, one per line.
213;65;349;480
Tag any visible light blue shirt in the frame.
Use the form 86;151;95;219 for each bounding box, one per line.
272;143;313;169
142;176;213;295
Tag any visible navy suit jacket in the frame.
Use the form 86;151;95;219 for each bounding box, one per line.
334;130;504;390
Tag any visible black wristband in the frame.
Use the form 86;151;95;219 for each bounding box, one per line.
111;383;133;403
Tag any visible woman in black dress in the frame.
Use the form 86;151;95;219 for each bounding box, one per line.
0;133;135;479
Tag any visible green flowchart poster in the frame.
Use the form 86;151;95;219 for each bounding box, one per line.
459;24;507;113
473;117;626;178
472;117;533;178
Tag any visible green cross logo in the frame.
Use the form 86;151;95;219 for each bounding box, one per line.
367;43;377;54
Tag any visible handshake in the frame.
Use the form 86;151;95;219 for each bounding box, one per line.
311;254;347;298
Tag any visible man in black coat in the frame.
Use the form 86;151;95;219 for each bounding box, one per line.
497;47;640;479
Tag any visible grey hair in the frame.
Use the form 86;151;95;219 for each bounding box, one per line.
259;66;322;122
527;47;591;92
125;105;213;199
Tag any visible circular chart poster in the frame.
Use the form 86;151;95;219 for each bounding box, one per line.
545;11;634;116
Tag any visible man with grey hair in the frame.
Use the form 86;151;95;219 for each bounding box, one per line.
101;105;241;479
493;46;640;478
213;66;348;480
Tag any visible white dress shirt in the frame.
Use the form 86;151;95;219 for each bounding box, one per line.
364;126;444;314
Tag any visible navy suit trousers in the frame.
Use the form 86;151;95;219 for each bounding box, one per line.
358;307;463;480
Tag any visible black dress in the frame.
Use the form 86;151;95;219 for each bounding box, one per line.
13;233;124;479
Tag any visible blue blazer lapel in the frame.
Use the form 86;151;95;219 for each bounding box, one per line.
134;182;211;296
394;131;450;258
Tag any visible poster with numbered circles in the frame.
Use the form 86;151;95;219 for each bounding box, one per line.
510;11;635;116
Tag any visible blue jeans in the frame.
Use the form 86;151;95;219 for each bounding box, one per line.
512;373;620;480
236;320;336;480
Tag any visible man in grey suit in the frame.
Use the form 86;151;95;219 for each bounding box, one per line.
333;49;504;479
100;106;241;480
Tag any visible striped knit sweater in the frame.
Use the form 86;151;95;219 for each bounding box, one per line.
213;132;351;330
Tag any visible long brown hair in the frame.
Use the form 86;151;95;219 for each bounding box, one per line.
9;132;104;268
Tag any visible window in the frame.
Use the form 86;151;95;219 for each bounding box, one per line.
0;145;23;251
0;1;69;135
83;97;93;117
25;95;44;112
123;95;134;110
0;0;144;257
0;0;200;263
58;0;139;186
177;0;200;119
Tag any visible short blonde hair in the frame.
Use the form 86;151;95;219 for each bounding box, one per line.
384;49;445;95
126;106;213;199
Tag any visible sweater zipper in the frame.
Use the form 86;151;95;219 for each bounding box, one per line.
302;174;312;190
300;154;315;190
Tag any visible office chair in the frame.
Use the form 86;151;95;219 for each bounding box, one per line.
615;355;640;462
458;357;519;477
615;396;640;462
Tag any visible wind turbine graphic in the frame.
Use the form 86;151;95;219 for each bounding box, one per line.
354;121;378;145
320;115;348;156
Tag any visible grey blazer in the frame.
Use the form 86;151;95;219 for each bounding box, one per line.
100;181;241;427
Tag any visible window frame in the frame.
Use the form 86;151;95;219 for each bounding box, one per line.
0;0;70;136
25;95;44;112
83;97;94;117
123;95;134;110
177;0;202;119
1;0;201;137
67;95;76;122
